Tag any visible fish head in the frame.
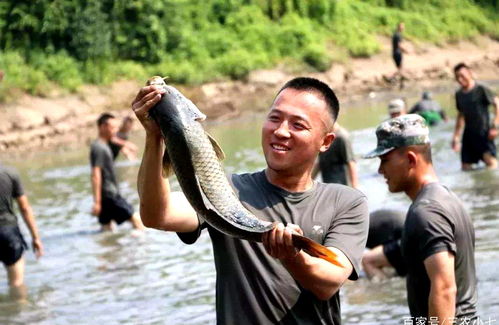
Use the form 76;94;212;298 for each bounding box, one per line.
146;76;168;90
164;85;207;124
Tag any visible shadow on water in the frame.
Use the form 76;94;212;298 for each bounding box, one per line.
1;82;498;324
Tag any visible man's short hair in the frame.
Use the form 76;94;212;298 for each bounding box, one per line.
97;113;115;126
403;143;433;164
278;77;340;123
453;62;470;74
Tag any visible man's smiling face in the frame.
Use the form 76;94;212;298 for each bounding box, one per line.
261;87;334;175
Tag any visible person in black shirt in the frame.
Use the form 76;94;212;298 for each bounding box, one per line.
389;22;408;89
452;62;498;170
0;164;43;300
312;123;359;188
365;114;477;324
90;113;144;231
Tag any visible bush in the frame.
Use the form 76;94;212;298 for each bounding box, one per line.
301;44;332;71
29;51;82;91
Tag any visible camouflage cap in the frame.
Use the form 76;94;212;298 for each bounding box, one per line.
364;114;430;158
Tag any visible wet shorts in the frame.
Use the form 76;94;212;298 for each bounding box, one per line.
383;239;407;276
0;225;27;266
393;52;403;68
461;129;497;164
98;195;134;225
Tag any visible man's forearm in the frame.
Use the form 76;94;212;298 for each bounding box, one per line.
282;251;345;301
452;115;464;139
428;285;456;324
20;204;40;240
347;161;359;189
91;171;101;204
137;135;170;228
493;98;499;126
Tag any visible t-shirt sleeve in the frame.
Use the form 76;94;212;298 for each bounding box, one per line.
344;135;355;163
481;84;496;106
9;169;24;198
411;205;456;261
176;215;207;244
91;145;106;168
323;193;369;280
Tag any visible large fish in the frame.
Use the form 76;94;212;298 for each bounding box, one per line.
146;76;342;267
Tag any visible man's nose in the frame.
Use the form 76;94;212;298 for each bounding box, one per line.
378;163;383;175
274;121;290;138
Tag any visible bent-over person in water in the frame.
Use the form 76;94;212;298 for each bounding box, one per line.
132;77;369;324
362;209;407;281
0;163;43;300
365;114;477;324
90;113;144;231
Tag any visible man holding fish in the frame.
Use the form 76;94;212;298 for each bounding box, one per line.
132;77;368;324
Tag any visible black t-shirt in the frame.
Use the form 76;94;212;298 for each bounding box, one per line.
90;140;119;199
0;165;24;226
401;183;477;319
178;170;369;325
455;83;496;134
109;132;129;159
392;31;402;55
318;128;355;186
366;209;405;249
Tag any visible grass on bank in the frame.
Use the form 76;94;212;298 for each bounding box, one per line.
0;0;497;102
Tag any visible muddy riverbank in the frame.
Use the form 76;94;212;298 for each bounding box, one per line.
1;36;498;152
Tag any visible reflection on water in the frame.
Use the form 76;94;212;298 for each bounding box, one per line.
1;82;498;324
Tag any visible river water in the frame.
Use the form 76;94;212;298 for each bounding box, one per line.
1;82;498;324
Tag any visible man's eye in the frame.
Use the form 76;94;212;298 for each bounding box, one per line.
293;123;307;130
268;115;280;122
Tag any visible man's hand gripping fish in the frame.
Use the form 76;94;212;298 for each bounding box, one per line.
146;76;342;267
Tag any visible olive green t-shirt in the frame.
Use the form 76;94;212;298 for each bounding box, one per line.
402;183;477;320
178;170;369;325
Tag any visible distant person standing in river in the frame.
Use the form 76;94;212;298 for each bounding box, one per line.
90;113;144;231
366;114;478;324
389;22;408;89
312;123;359;188
410;91;447;126
452;63;498;170
109;115;138;160
0;163;43;300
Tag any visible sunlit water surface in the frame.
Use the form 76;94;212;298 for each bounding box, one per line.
1;83;498;324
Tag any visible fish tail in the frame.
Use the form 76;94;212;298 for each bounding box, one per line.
292;234;343;267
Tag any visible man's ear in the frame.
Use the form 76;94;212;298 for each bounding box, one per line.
320;132;336;153
407;150;418;167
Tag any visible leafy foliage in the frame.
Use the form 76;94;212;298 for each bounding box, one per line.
0;0;497;96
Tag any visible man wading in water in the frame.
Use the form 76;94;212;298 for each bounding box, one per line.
365;114;478;324
132;77;368;324
452;63;499;170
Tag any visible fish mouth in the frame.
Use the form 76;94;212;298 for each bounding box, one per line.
271;143;290;152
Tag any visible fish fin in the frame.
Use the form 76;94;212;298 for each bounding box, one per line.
291;234;343;267
206;132;226;161
161;150;174;178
